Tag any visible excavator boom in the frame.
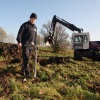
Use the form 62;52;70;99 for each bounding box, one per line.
45;15;83;43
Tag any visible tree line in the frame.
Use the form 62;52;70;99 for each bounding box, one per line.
0;27;16;43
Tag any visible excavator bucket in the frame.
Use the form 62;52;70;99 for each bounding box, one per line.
44;36;52;44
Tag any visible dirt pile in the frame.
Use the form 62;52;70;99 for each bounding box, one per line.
0;42;22;63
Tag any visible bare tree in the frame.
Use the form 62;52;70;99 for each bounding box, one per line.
4;33;16;43
40;21;51;40
0;27;7;42
40;21;70;53
37;34;44;46
9;33;15;43
52;24;70;52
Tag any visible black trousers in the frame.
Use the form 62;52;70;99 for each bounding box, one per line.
22;47;33;75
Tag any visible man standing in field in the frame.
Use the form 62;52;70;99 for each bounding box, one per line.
16;13;37;78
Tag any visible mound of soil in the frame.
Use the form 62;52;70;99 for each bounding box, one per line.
0;43;22;63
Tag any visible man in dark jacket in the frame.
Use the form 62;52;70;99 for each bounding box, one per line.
16;13;37;77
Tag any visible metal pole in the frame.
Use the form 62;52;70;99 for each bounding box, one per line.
34;46;37;78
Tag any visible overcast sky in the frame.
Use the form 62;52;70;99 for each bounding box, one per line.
0;0;100;41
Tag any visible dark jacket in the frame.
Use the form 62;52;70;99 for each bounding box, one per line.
16;21;37;47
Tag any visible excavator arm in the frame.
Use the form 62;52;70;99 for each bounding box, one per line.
45;15;83;43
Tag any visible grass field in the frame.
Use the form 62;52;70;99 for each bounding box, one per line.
0;46;100;100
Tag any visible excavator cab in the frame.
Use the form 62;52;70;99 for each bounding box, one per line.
71;32;90;50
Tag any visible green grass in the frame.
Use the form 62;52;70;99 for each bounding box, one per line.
0;56;6;61
0;47;100;100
